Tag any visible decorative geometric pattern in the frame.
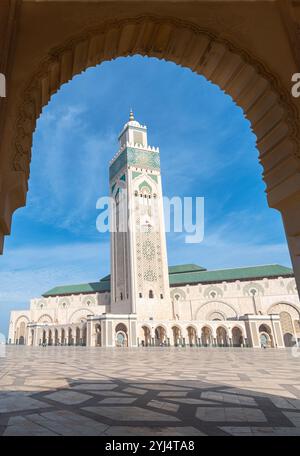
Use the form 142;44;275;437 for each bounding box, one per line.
148;174;158;183
109;147;160;180
142;240;155;260
132;171;142;180
204;285;223;299
1;346;300;436
243;282;264;297
170;288;186;301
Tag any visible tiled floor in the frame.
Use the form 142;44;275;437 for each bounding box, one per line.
0;346;300;435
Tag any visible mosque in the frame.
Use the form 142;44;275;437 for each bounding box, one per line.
9;113;300;349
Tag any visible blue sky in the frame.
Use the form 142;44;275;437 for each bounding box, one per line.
0;56;291;336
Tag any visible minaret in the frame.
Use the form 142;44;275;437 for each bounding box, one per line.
109;111;171;320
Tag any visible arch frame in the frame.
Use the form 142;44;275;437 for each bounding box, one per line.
194;300;238;320
1;14;298;257
267;301;300;317
68;308;95;324
37;313;53;324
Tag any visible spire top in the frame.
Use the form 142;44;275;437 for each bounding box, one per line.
129;109;134;121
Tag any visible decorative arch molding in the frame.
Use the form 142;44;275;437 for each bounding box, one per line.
171;323;184;332
194;300;238;320
58;297;71;308
82;295;96;306
186;324;198;332
36;299;48;309
8;14;300;242
231;324;246;337
154;322;168;333
133;173;158;193
200;324;214;334
207;311;226;321
37;314;53;323
139;323;152;331
243;281;264;297
267;302;300;320
203;285;223;299
14;315;30;326
68;308;94;324
170;288;186;301
216;323;230;333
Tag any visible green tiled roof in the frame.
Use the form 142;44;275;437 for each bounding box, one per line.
169;264;206;274
42;264;293;297
43;280;110;297
169;264;293;286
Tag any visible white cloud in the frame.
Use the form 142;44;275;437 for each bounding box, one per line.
0;241;110;335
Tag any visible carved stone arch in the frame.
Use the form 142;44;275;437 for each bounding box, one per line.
186;323;198;332
203;285;223;299
82;295;96;306
68;308;94;324
215;323;230;333
207;311;226;321
194;300;238;320
36;299;47;310
243;281;264;297
139;322;152;332
171;323;184;332
139;179;152;193
37;314;53;323
58;297;71;308
200;323;214;333
134;173;157;193
5;13;299;257
170;288;186;301
231;324;246;337
14;315;30;326
267;302;300;320
154;322;169;335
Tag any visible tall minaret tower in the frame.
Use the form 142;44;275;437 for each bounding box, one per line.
109;111;171;320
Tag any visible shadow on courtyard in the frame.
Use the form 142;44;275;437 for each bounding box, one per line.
0;346;300;436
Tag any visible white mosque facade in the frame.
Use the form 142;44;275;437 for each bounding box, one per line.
9;114;300;349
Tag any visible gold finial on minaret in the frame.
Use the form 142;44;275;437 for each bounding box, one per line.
129;109;134;121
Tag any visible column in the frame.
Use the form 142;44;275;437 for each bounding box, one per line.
280;203;300;297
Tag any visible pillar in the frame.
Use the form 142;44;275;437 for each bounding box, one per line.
267;177;300;299
280;203;300;298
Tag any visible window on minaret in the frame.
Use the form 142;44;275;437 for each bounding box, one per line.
160;294;163;299
149;290;154;299
139;293;142;298
120;292;123;301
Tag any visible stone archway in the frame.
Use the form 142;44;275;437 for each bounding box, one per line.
115;323;128;347
1;13;300;293
171;325;182;347
259;324;274;348
14;317;29;345
216;326;229;347
154;325;167;346
187;326;197;346
232;326;244;347
201;326;213;347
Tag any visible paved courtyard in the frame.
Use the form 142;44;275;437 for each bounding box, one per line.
0;346;300;436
